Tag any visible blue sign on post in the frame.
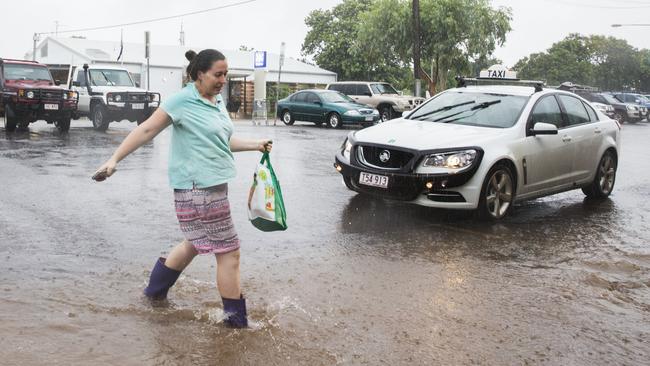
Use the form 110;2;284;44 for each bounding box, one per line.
254;51;267;68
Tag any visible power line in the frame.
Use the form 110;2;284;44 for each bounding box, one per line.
35;0;257;36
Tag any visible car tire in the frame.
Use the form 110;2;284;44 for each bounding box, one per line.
55;117;71;133
379;106;394;122
327;112;342;129
281;110;295;125
3;105;17;132
613;112;625;124
477;163;515;220
91;104;110;131
582;150;617;199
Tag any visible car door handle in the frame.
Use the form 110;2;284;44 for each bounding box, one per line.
562;135;572;142
594;127;602;134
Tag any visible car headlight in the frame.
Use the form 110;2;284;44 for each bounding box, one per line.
344;110;361;116
627;105;638;111
62;93;68;100
148;94;159;102
341;138;352;160
26;91;35;99
115;94;122;102
373;109;379;115
422;149;477;171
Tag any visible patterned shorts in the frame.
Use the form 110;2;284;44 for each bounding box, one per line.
174;184;240;255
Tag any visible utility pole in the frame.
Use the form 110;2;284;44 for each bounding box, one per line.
274;42;285;126
145;31;151;90
32;33;39;61
179;21;185;46
412;0;422;98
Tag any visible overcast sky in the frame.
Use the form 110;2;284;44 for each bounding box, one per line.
1;0;650;68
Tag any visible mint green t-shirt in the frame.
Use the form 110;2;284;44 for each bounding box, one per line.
160;83;236;189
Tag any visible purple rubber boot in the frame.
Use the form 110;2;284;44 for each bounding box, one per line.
143;257;181;300
222;295;248;328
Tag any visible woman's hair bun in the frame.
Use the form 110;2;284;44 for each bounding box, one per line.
185;50;197;62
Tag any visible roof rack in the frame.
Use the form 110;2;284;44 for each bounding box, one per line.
556;82;599;93
455;76;545;93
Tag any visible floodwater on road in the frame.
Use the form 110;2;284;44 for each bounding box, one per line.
0;119;648;365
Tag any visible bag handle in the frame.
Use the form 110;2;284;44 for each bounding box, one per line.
259;151;278;176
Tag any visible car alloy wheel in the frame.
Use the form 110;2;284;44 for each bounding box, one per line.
583;150;617;198
613;113;624;124
598;153;616;194
92;105;109;131
380;106;392;122
479;164;514;220
328;113;341;128
282;110;294;125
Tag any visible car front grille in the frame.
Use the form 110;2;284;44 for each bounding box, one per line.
359;109;374;115
356;145;414;170
128;93;148;102
40;89;64;100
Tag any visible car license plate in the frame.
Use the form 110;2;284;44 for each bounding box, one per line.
132;103;145;110
365;116;373;121
44;104;58;110
359;172;388;188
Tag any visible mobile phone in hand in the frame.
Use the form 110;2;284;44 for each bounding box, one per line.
92;169;109;182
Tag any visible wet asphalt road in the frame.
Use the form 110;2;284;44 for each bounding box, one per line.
0;118;649;365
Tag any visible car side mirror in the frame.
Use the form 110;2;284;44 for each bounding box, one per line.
531;122;559;136
398;91;404;96
364;92;372;97
55;80;61;86
72;81;81;87
135;82;140;88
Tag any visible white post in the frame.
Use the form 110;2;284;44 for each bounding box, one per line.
274;42;285;126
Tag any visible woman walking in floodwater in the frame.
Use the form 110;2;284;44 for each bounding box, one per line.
93;49;272;328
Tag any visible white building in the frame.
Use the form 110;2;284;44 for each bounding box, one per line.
28;37;337;107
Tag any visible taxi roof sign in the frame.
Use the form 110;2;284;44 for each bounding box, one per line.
479;64;517;80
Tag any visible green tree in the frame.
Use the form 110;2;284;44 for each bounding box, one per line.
301;0;376;81
513;34;593;86
357;0;511;92
514;34;646;91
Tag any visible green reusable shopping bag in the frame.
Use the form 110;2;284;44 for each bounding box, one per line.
247;152;287;231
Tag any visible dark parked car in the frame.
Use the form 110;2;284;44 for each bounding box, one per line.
276;89;380;128
612;92;649;120
590;93;640;123
574;91;616;119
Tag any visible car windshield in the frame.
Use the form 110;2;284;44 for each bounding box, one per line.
370;83;399;95
408;91;528;128
3;64;53;82
601;94;620;105
320;91;355;103
89;69;134;87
